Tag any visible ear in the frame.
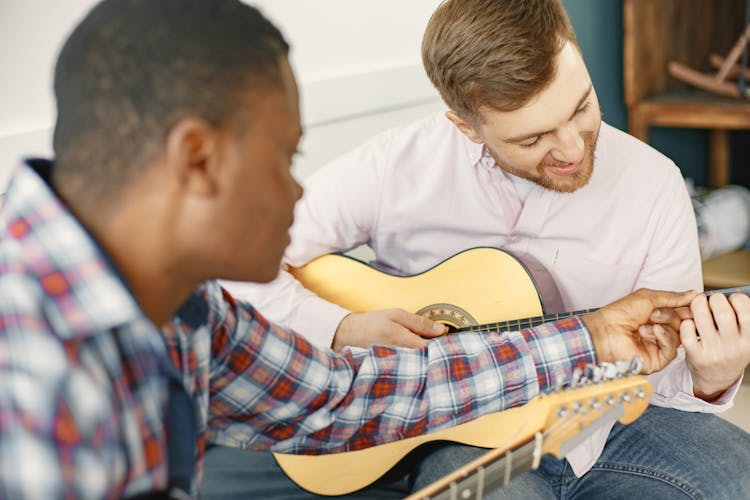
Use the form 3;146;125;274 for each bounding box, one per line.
445;110;483;144
163;118;223;196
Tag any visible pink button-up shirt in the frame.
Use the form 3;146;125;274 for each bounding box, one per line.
225;112;738;476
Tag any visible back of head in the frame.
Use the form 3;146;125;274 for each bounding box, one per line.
52;0;289;205
422;0;577;122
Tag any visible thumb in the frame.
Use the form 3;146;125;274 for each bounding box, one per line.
392;309;448;338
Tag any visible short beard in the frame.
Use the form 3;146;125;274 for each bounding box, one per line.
491;128;599;193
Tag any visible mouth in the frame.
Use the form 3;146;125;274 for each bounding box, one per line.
546;153;585;175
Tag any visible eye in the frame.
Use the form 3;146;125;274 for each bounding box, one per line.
576;101;591;115
518;137;542;149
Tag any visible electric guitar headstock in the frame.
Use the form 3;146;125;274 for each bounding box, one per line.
407;359;652;500
536;370;651;462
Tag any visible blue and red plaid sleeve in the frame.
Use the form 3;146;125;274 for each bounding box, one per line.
206;282;596;454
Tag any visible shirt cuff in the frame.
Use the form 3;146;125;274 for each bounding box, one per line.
648;349;743;412
519;316;597;393
683;366;742;411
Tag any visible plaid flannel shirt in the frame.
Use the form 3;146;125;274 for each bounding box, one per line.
0;160;595;498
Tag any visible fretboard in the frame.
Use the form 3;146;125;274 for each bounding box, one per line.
455;284;750;334
424;439;536;500
454;309;594;334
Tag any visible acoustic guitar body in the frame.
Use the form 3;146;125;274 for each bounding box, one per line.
289;247;564;329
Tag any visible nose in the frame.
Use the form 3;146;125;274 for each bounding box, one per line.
551;123;585;164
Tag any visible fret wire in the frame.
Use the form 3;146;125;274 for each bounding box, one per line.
476;465;484;500
448;440;535;499
503;449;512;486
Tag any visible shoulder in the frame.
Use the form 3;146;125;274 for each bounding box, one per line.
361;111;460;150
596;122;683;187
197;280;266;334
307;111;469;181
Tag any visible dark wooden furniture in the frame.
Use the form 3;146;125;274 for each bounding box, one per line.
624;0;750;288
624;0;750;188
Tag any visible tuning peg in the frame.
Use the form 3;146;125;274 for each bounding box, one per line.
569;367;584;388
550;373;567;394
629;356;643;375
571;401;586;415
584;363;604;383
599;362;618;380
615;360;630;377
634;387;648;400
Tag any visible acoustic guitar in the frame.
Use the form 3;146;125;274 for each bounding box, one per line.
274;247;747;496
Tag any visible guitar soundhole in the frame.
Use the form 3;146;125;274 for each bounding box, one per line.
416;303;477;332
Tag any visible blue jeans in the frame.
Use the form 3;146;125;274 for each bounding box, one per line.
199;406;750;499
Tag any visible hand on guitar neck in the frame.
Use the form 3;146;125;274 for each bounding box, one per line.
581;288;696;374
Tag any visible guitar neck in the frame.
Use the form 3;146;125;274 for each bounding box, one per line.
409;439;537;500
457;285;750;334
706;285;750;297
455;309;594;333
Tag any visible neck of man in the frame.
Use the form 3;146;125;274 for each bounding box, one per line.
57;176;203;328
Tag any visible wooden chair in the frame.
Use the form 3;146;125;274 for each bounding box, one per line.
668;23;750;100
624;0;750;188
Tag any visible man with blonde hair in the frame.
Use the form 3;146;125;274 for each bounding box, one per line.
226;0;750;497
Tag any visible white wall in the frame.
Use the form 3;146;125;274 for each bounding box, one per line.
0;0;444;191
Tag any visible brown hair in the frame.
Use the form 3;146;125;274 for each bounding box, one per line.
422;0;578;121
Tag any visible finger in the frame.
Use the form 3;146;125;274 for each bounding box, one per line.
708;293;739;340
674;306;693;321
636;324;673;374
641;323;683;347
652;323;679;361
390;309;448;338
644;289;698;309
639;324;655;338
385;324;430;349
679;319;700;354
649;308;682;332
691;295;718;346
729;293;750;333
